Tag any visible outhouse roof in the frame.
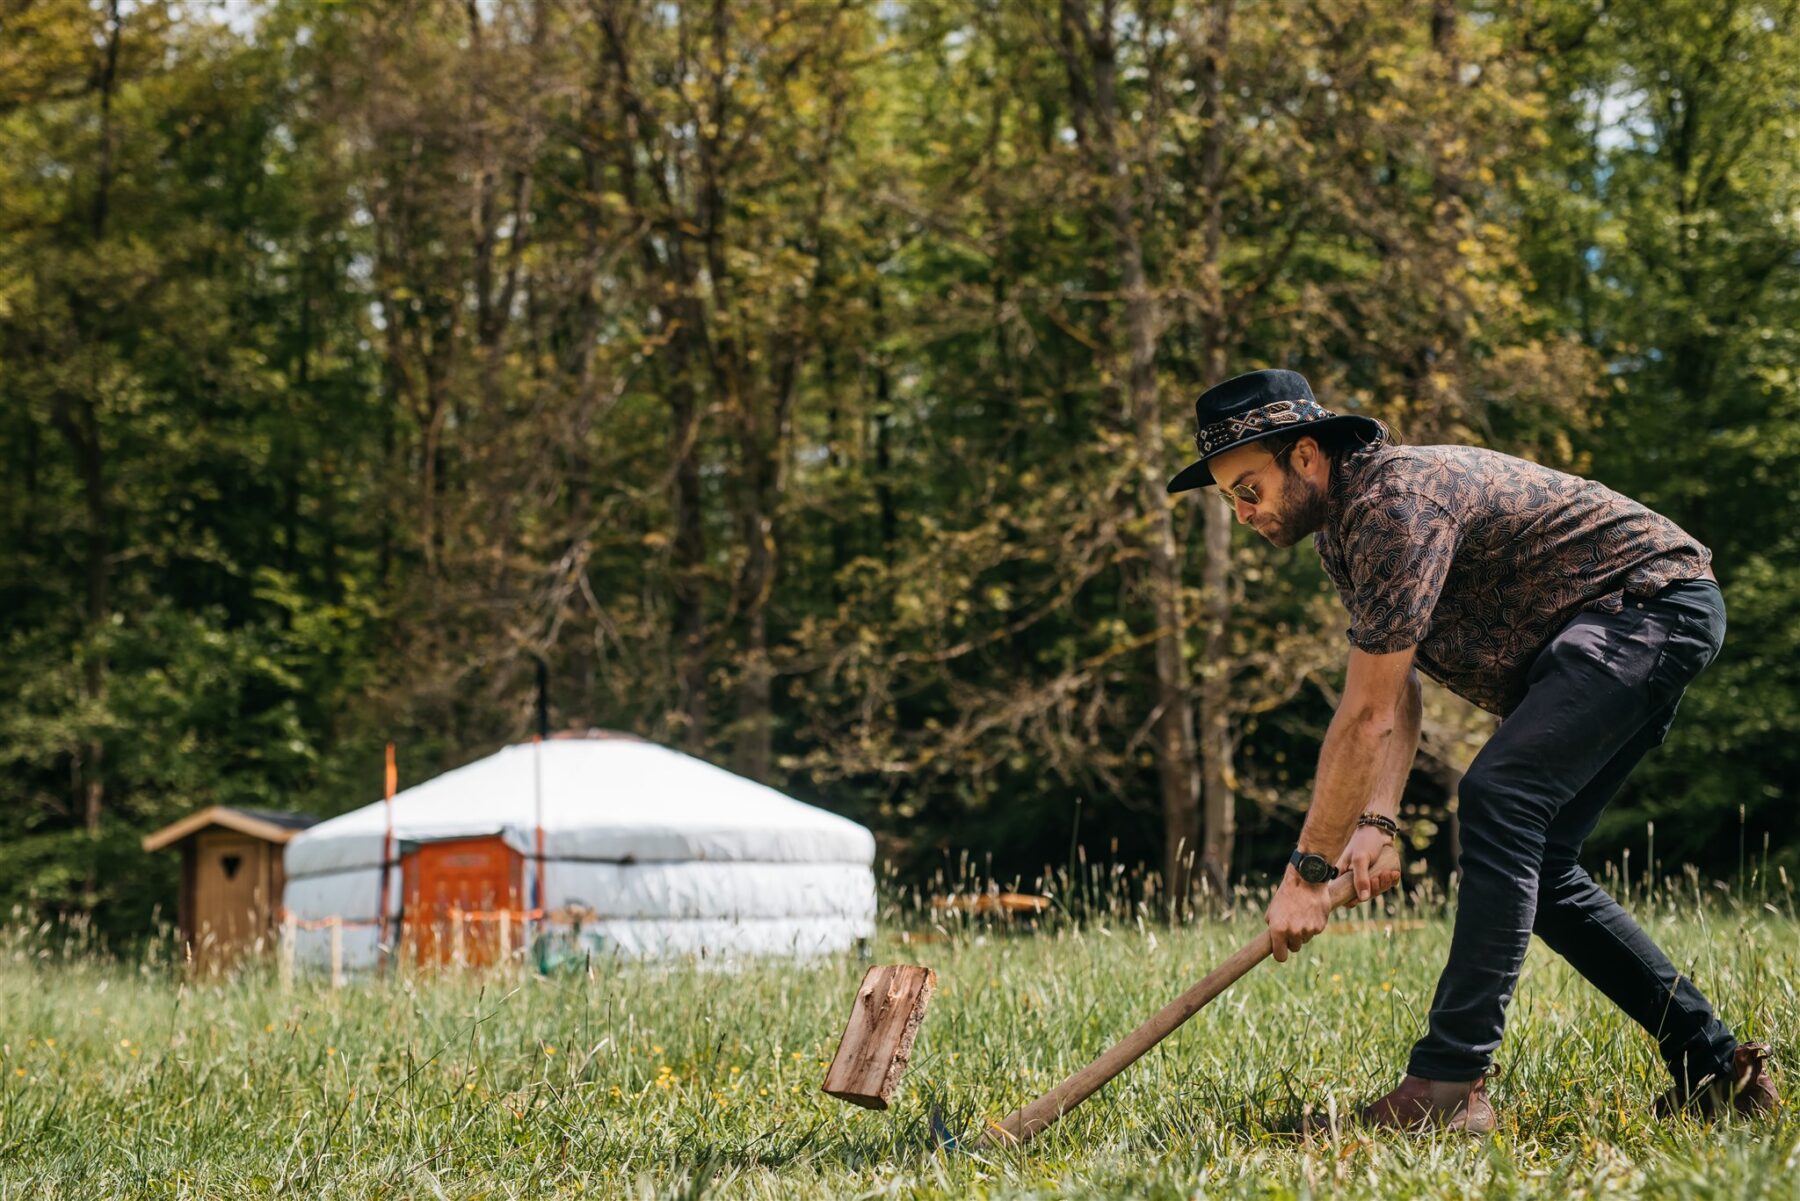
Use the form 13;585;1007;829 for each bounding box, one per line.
141;806;319;854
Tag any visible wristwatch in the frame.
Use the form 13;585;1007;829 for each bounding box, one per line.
1288;849;1340;885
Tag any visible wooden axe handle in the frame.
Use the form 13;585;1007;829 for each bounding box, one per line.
973;844;1402;1149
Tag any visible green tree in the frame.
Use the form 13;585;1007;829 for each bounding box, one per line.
1513;0;1800;872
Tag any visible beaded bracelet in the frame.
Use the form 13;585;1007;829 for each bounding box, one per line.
1357;812;1402;838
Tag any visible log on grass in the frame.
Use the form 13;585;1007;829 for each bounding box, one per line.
822;964;937;1109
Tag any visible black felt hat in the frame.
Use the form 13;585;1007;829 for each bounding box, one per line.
1166;368;1384;493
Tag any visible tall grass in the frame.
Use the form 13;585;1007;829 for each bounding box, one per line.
891;827;1798;935
0;859;1795;1198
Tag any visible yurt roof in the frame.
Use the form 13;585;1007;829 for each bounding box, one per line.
284;735;874;878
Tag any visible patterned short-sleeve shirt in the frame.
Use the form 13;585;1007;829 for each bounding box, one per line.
1312;437;1713;716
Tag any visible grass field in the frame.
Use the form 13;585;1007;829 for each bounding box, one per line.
2;887;1797;1198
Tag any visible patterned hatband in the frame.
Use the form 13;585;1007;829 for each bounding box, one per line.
1194;396;1338;457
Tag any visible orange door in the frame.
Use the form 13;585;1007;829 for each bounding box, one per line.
401;836;524;967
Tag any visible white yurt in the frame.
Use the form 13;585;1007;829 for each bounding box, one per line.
282;732;876;971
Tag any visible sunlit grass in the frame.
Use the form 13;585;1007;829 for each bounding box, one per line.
1;881;1795;1197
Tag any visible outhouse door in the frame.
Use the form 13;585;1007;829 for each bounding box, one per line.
400;835;525;967
192;832;270;968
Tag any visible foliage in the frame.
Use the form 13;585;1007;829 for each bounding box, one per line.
0;0;1795;935
1508;0;1800;868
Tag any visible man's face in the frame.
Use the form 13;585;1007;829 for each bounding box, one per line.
1205;438;1330;548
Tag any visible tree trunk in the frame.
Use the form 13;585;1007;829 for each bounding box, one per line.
732;426;777;782
594;6;712;747
1198;490;1233;894
90;0;121;242
670;371;709;747
72;410;108;836
61;0;125;837
1194;0;1238;897
871;289;897;564
1069;0;1201;907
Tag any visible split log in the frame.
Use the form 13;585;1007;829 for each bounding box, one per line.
821;964;936;1109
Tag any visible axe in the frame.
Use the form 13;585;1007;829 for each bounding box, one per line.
822;843;1403;1152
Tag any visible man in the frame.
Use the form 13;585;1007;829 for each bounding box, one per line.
1166;368;1777;1133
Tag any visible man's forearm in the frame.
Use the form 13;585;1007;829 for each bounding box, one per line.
1297;675;1420;858
1365;675;1422;821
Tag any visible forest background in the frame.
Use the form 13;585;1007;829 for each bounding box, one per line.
2;0;1797;939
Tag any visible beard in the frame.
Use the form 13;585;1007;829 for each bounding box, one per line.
1259;465;1331;548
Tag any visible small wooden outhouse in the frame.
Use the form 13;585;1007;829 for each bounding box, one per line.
142;806;317;969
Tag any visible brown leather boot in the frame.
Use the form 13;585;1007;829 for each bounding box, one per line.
1357;1074;1496;1134
1654;1042;1778;1120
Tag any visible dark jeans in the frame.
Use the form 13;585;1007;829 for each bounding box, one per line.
1407;579;1737;1089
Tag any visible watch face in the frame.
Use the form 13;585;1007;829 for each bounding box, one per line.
1295;852;1332;884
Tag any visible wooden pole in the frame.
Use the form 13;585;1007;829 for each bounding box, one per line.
376;742;397;971
279;911;296;992
452;906;465;969
973;846;1403;1149
532;735;546;952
